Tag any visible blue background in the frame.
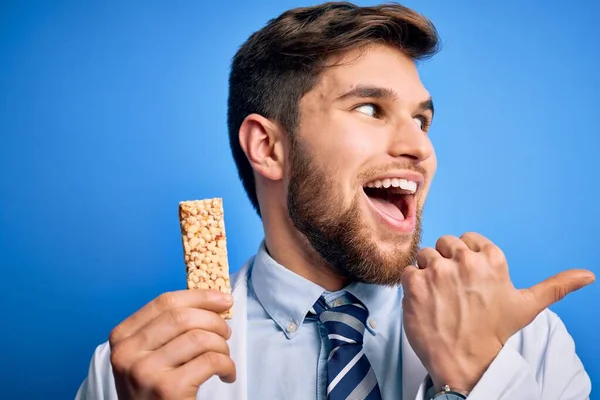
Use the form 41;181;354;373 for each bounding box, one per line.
1;0;598;398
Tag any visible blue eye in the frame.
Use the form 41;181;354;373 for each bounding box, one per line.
355;104;377;117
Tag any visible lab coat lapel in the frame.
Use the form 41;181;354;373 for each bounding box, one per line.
401;301;429;399
196;258;253;400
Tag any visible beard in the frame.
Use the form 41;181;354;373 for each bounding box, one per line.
287;137;423;286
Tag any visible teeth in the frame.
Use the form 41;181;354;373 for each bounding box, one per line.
364;178;418;194
400;179;418;192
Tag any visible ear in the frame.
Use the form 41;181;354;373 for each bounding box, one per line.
238;113;285;182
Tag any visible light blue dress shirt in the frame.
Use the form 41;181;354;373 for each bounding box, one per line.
246;242;404;400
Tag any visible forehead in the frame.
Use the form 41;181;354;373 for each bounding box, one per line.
311;44;430;103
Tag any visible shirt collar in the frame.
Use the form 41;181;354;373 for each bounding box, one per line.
250;240;401;338
251;241;324;339
345;280;399;324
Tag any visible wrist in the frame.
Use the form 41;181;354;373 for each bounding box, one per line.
430;371;476;394
427;341;502;394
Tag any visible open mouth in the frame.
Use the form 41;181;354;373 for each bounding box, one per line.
362;178;418;228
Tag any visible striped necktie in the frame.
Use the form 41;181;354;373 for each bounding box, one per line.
309;295;383;400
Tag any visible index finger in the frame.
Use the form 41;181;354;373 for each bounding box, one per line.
109;289;233;344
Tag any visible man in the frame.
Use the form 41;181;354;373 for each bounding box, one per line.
76;2;594;399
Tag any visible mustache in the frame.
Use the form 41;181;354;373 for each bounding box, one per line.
357;162;428;181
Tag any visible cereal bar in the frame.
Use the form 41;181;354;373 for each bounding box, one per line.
178;198;233;319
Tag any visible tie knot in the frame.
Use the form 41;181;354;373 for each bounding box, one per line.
310;294;369;346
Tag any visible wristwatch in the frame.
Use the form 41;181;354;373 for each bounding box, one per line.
426;384;468;399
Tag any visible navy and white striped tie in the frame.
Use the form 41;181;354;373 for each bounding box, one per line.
310;295;383;400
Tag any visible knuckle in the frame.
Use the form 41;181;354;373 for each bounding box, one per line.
108;326;122;346
221;353;235;374
460;231;477;240
553;284;569;301
168;308;191;327
156;292;179;310
153;379;177;399
416;247;431;256
214;318;230;338
416;248;434;261
221;341;231;357
428;262;447;280
484;244;505;264
454;246;472;262
436;235;454;248
429;261;442;274
225;355;236;373
188;329;208;348
130;360;154;387
203;332;230;356
199;310;227;337
205;351;223;371
428;257;444;270
109;344;126;372
481;242;496;252
206;351;229;372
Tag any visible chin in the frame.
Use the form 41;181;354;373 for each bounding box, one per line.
374;232;415;255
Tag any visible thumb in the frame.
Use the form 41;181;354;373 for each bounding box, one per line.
519;269;595;322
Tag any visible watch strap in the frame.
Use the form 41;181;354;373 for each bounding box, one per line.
425;378;468;399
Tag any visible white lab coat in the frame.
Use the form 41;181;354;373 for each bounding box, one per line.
76;257;591;399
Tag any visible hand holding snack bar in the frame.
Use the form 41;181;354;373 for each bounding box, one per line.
108;198;235;399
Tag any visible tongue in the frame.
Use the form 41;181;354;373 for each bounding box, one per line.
369;196;405;220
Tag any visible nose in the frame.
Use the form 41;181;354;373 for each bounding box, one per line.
388;118;434;162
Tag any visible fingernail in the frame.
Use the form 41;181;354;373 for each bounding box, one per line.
579;275;595;289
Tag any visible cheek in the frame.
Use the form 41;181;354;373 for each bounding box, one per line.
328;125;380;196
310;116;378;172
324;117;385;168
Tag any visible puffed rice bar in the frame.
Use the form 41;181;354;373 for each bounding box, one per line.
179;198;232;319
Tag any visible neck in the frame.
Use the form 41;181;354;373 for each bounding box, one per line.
262;208;349;292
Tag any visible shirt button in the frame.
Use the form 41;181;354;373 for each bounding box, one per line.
286;322;297;333
333;299;344;307
368;318;377;329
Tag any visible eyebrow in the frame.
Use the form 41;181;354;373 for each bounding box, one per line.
336;85;434;116
336;85;398;102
